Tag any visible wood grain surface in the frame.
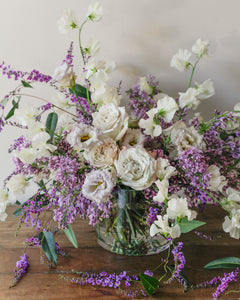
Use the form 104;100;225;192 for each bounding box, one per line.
0;205;240;300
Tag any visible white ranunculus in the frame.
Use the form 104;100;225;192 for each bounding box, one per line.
84;138;118;168
139;108;162;138
179;88;200;110
87;2;103;22
207;165;227;193
85;38;100;57
192;38;209;57
154;94;178;123
150;215;181;239
52;62;75;87
15;105;39;127
153;179;169;203
57;9;78;34
139;77;153;94
91;85;121;106
82;169;116;203
222;209;240;239
167;197;197;221
67;123;101;150
115;147;156;190
92;103;129;141
6;174;29;195
156;158;177;181
170;48;191;72
121;128;145;148
195;79;215;100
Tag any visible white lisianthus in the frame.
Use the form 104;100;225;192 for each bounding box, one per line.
222;209;240;239
67;123;101;150
82;169;116;203
179;88;200;110
192;38;209;57
167;197;197;221
91;85;121;106
92;103;129;141
207;165;227;193
154;94;178;123
156;157;177;181
170;48;191;72
153;179;169;203
195;79;215;100
15;105;39;127
32;132;57;157
115;147;156;190
85;38;100;57
87;2;103;22
139;109;162;138
84;138;118;168
6;174;29;196
52;62;75;88
139;77;153;94
57;9;78;34
121;128;145;148
150;215;181;239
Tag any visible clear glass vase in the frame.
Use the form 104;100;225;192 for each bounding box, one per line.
96;188;170;256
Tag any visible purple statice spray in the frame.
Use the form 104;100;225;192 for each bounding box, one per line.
9;254;29;288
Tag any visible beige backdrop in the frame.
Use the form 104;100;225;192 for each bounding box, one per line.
0;0;240;185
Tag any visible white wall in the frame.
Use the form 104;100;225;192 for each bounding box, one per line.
0;0;240;184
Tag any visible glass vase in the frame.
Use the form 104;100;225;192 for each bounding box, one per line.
96;188;170;256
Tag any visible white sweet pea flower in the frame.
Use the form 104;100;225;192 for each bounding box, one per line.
121;128;145;148
12;147;39;164
51;91;70;109
6;174;29;196
154;94;178;123
156;158;177;181
0;188;16;221
52;62;75;88
150;215;181;239
225;188;240;209
57;9;78;34
32;132;57;157
115;147;157;190
15;105;39;127
85;38;100;57
195;79;215;100
153;179;169;203
222;209;240;239
82;169;116;203
91;85;121;106
67;123;101;150
179;88;200;110
84;138;118;168
167;197;197;221
87;2;103;22
139;109;162;138
207;165;227;193
92;103;129;141
234;102;240;113
192;38;209;57
170;48;191;72
139;77;153;94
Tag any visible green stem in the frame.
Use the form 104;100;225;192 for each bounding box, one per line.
187;57;201;89
124;208;136;239
78;18;89;66
72;89;89;119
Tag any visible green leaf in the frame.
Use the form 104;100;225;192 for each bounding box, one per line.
70;84;90;100
13;207;23;217
139;273;159;296
204;257;240;269
45;112;58;141
5;98;20;120
63;224;78;248
39;231;57;265
179;217;206;233
21;80;33;88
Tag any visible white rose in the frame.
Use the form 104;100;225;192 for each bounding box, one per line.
170;48;191;72
195;79;215;100
67;123;101;150
82;169;116;203
179;88;200;110
52;62;75;87
192;38;209;57
167;197;197;221
6;174;29;195
154;94;178;123
92;103;129;141
121;128;145;148
84;138;118;168
153;179;169;203
57;9;78;34
222;209;240;239
139;77;153;94
115;147;156;190
207;165;227;193
87;2;103;22
150;215;181;239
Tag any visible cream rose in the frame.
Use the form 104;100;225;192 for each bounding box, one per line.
114;146;156;190
92;103;129;141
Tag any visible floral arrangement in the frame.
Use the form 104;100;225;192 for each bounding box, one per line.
1;2;240;299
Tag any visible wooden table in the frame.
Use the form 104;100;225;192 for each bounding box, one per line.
0;205;240;300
